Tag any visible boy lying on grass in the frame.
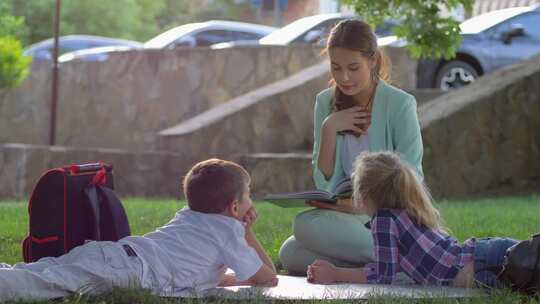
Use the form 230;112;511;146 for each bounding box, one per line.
0;159;277;301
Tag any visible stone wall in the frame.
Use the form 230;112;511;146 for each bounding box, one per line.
2;52;537;199
0;44;417;152
0;46;324;151
158;61;329;160
157;45;421;161
237;153;315;196
420;55;540;198
0;143;192;199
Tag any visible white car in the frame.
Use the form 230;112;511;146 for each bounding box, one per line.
144;20;276;49
211;13;398;49
59;20;277;62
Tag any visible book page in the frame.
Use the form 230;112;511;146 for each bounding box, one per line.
333;178;352;197
264;190;337;208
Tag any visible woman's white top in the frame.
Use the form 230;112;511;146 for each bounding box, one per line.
341;131;371;177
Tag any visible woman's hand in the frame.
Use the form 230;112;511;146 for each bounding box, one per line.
323;107;371;135
306;198;361;214
307;259;338;284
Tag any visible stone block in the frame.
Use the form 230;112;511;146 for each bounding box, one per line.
0;143;192;199
236;153;313;198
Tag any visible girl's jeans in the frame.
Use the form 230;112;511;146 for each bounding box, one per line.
473;237;519;288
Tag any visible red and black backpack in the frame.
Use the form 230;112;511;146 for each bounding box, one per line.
22;162;131;263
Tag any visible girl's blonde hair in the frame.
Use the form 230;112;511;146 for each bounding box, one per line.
352;152;447;232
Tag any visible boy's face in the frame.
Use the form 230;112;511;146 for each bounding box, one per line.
232;181;253;221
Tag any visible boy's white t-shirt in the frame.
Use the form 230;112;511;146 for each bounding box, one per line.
119;207;263;295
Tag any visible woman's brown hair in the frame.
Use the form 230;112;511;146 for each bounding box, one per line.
325;19;392;111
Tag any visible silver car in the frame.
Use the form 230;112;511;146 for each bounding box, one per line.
59;20;277;62
418;5;540;90
23;35;142;62
212;13;397;49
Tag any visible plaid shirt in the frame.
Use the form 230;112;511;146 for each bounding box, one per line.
363;209;476;286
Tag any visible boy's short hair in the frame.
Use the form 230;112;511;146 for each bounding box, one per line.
183;158;250;214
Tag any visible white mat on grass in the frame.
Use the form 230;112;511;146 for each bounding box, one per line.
201;275;483;300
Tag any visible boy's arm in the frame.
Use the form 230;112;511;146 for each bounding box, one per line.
241;207;277;286
218;228;277;287
243;228;277;285
218;273;238;287
218;270;278;287
245;228;276;273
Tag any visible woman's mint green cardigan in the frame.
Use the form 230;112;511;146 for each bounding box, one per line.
312;80;424;192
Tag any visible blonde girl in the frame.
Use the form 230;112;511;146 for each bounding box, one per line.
307;151;518;288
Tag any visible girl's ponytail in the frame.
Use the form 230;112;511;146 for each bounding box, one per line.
396;163;447;233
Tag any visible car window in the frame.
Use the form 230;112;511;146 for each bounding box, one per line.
88;40;118;48
491;12;540;39
233;31;263;41
194;30;237;46
32;49;52;60
293;18;343;45
60;40;92;55
38;40;89;58
166;35;195;48
509;12;540;39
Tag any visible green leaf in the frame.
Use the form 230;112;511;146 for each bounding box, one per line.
0;36;31;89
341;0;472;59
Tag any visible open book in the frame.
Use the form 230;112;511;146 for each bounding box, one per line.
263;178;352;208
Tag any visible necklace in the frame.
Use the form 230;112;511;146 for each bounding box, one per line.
358;83;376;112
363;89;375;111
356;84;376;135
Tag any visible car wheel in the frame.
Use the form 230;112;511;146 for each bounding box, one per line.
435;60;479;91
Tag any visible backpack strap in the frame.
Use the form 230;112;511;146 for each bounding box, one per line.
84;186;102;241
95;185;131;239
82;166;110;241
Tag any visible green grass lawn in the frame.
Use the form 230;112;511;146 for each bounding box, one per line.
0;195;539;303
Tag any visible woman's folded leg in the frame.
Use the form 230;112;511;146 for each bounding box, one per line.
279;208;374;274
279;235;361;275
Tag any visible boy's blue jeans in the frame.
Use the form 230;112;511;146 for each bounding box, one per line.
473;237;519;288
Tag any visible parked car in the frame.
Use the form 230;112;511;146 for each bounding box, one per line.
211;13;398;49
23;35;142;62
58;45;137;63
417;5;540;90
59;20;277;62
144;20;276;49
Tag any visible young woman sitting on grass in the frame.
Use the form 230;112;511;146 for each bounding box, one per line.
307;151;518;288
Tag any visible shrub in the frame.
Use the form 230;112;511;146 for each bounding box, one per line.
0;36;31;89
